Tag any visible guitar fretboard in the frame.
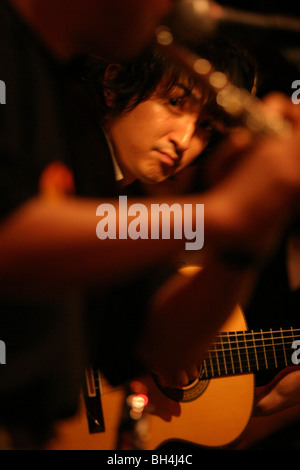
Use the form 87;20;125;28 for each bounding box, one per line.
202;328;300;379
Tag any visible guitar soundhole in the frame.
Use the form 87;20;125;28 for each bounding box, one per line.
154;370;209;403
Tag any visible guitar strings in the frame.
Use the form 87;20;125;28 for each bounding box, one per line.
89;329;300;388
202;328;300;376
209;340;300;350
217;329;300;339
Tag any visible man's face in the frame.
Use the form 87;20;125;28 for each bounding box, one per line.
107;81;211;184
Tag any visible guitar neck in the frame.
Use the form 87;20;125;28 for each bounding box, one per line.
202;327;300;379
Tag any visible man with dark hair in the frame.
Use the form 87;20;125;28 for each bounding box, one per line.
82;38;257;386
88;39;257;188
87;45;300;450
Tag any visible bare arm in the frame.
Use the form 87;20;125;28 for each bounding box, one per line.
136;93;300;386
136;255;257;387
0;195;186;299
0;93;300;390
1;93;300;303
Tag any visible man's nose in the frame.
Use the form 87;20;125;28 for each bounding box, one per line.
169;115;197;154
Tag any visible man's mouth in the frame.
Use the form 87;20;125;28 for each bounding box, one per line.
155;149;179;167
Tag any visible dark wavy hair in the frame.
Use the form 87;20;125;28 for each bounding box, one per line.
88;38;256;111
86;37;257;159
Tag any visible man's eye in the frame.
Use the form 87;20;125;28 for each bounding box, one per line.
169;97;185;107
198;119;215;132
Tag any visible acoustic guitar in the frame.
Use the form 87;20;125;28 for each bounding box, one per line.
48;305;300;450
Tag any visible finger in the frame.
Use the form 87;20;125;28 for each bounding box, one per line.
153;365;200;389
173;364;201;388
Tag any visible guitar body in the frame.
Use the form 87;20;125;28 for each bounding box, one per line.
48;306;254;450
141;305;254;449
47;380;126;450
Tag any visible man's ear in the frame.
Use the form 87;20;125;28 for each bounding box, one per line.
103;64;121;107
